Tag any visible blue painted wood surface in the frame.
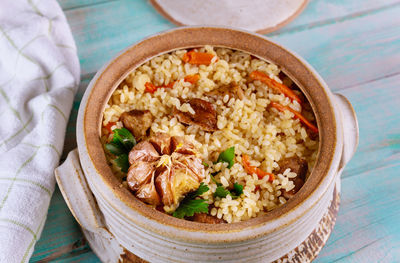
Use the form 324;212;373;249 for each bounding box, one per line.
30;0;400;262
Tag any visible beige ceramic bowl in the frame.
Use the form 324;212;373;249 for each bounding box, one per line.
55;26;358;262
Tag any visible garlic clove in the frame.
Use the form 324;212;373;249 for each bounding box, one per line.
136;175;161;206
128;141;159;164
127;161;155;191
150;132;172;155
155;166;174;206
171;136;196;155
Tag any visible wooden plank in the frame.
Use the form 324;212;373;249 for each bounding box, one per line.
54;252;99;262
316;163;400;262
64;0;174;75
334;74;400;179
272;0;400;35
30;187;93;262
270;4;400;90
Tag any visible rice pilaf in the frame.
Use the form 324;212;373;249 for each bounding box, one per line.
101;46;319;223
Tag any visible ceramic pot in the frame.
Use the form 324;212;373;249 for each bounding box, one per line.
55;26;358;263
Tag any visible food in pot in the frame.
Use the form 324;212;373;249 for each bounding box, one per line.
101;46;319;223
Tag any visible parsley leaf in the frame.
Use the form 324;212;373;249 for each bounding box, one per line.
233;183;244;196
105;141;126;156
172;199;209;219
214;186;230;198
188;182;209;198
172;183;209;219
216;146;235;168
114;154;129;173
105;128;136;172
213;182;244;199
113;128;136;151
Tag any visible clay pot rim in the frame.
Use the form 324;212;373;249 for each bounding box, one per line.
80;26;340;234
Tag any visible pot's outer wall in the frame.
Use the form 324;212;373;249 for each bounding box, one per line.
75;27;347;261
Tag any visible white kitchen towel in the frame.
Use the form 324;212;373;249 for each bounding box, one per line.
0;1;79;262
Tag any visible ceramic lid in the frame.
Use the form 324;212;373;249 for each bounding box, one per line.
150;0;308;33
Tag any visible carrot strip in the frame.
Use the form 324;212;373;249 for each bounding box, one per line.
104;122;116;134
250;71;302;104
182;51;215;65
145;74;201;94
145;81;175;93
270;102;319;133
145;73;201;94
184;74;200;84
145;82;157;93
242;154;275;182
164;81;175;89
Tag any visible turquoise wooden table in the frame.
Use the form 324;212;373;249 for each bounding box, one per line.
30;0;400;262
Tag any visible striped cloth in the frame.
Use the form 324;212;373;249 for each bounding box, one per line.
0;1;79;262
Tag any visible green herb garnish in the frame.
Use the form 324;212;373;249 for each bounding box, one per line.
188;182;210;198
105;141;126;156
216;146;235;168
214;182;244;199
105;128;136;172
173;183;209;219
172;199;209;219
233;182;244;196
112;128;136;151
214;186;230;198
114;154;129;173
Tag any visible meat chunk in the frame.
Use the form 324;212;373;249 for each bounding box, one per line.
192;213;226;224
278;156;308;178
205;84;244;101
278;156;308;199
120;110;153;140
173;98;218;132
